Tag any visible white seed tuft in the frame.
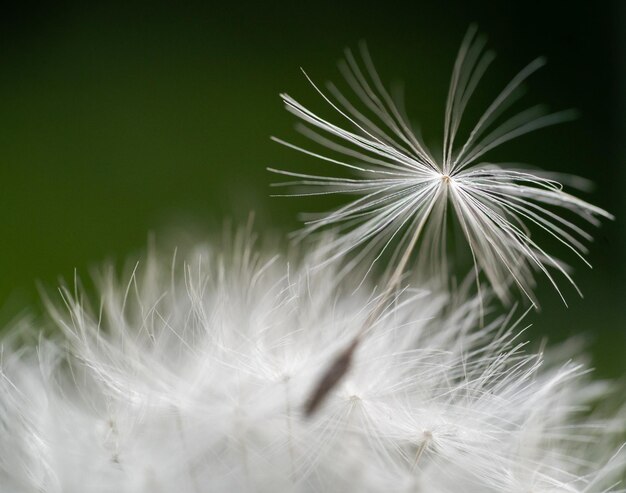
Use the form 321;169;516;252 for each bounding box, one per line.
0;238;623;492
271;27;612;306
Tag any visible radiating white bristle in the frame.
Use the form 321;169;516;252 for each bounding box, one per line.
271;27;612;306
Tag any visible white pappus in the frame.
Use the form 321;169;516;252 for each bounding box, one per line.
0;235;624;492
271;26;612;306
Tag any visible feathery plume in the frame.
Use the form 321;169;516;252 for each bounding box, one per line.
1;237;624;492
271;27;612;306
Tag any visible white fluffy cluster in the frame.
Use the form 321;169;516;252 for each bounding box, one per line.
1;236;624;492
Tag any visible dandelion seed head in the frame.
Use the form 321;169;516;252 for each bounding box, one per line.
0;236;624;492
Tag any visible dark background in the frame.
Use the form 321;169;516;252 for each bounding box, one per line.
0;1;624;377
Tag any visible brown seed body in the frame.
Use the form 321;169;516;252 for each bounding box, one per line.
304;338;360;416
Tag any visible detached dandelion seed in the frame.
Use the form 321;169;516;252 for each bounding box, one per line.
271;26;612;306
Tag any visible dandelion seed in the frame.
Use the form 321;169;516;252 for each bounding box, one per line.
304;336;359;416
271;26;612;306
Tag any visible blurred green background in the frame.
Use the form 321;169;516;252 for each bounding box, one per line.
0;1;624;377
